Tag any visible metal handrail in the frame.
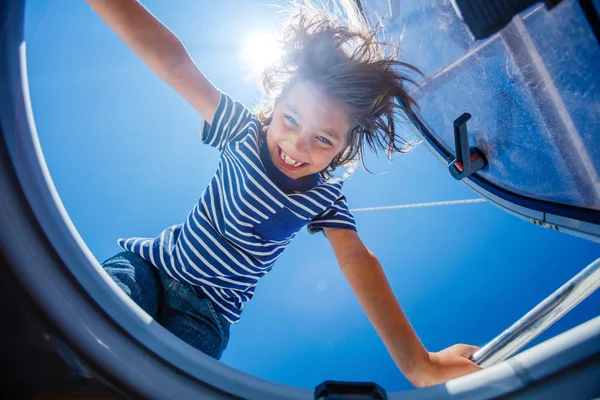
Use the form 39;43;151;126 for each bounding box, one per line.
472;257;600;367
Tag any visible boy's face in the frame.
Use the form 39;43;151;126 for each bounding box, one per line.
266;80;351;180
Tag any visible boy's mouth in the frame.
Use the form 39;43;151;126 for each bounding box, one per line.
277;146;307;170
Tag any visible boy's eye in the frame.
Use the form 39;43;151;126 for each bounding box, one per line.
285;115;299;127
317;136;332;145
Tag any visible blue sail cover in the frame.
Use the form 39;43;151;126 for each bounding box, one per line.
360;0;599;213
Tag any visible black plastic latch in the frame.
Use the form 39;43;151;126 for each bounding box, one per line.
448;113;486;180
452;0;564;40
314;380;387;400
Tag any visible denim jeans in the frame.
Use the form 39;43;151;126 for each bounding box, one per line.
101;251;230;359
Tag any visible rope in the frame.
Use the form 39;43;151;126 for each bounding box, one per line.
350;198;486;212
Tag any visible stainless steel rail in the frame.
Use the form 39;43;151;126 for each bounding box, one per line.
472;257;600;367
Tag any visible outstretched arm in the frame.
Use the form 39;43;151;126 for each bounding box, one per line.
323;227;482;387
86;0;220;123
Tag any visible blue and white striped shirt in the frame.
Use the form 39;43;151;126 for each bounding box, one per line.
118;92;356;324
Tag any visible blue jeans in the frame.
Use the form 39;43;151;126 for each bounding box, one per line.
101;251;230;359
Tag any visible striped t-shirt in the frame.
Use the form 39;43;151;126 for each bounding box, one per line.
118;92;356;324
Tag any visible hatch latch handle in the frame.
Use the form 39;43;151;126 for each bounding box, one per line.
314;380;387;400
448;113;487;180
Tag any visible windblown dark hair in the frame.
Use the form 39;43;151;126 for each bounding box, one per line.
255;0;423;179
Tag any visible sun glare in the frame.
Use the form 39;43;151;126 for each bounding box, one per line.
241;34;282;73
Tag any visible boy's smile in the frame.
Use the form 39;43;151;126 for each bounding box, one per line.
276;146;308;170
266;80;351;180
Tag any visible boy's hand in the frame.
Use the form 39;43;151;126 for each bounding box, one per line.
419;344;482;387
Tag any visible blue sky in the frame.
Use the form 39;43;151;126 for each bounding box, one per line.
24;0;599;393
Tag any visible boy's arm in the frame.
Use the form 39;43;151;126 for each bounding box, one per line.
323;227;482;387
86;0;220;124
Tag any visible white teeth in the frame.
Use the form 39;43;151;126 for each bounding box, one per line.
280;148;304;167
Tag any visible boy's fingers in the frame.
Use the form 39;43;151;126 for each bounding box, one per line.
457;344;480;358
459;345;484;370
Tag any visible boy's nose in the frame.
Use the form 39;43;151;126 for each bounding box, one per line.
289;131;309;154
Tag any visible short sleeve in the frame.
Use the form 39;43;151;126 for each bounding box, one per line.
200;92;253;150
307;194;357;234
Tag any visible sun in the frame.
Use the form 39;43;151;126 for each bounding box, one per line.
240;34;282;73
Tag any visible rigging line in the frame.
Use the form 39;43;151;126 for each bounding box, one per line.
350;198;486;212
